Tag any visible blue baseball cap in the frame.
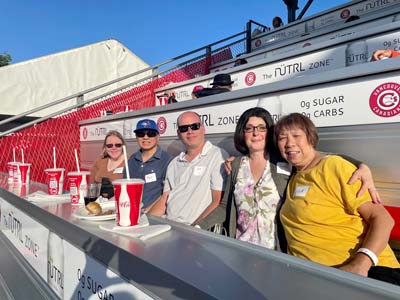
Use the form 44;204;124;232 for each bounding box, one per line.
134;119;159;133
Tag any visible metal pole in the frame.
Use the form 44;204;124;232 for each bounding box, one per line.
246;21;252;54
296;0;314;21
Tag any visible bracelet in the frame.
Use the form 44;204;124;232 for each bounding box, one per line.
356;247;378;266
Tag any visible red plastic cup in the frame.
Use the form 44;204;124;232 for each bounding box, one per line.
68;171;90;206
158;96;168;106
45;168;65;195
16;163;31;185
113;179;144;227
7;162;16;183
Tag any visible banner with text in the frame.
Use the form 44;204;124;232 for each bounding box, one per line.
0;198;49;281
156;28;400;103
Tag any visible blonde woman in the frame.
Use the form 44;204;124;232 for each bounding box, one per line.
90;130;126;184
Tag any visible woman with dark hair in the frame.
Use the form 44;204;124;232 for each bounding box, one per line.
275;113;400;283
197;108;379;251
90;130;126;184
198;107;290;250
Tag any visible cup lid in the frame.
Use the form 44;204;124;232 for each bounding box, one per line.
68;171;90;176
45;168;65;171
112;178;145;185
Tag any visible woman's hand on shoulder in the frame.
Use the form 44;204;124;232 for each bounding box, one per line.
224;156;236;175
347;163;381;204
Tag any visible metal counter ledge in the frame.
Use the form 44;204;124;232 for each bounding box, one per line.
1;177;400;300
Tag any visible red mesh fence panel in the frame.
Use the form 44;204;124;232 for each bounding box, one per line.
0;50;232;188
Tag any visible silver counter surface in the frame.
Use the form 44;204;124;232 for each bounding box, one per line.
1;177;400;300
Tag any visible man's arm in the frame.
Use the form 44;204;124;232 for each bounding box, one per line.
193;190;224;224
143;195;160;213
148;192;169;217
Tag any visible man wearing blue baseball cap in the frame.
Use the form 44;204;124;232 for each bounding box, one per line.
124;119;173;210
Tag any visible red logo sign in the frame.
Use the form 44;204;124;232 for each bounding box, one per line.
340;9;350;19
255;40;262;47
82;127;88;140
245;72;256;86
157;117;167;134
369;82;400;117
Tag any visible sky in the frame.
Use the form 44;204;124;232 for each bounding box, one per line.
1;0;349;66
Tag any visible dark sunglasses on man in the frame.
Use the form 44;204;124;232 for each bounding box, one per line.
106;143;123;148
178;122;201;133
135;130;158;138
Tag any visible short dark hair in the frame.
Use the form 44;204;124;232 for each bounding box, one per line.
274;113;319;148
234;107;274;156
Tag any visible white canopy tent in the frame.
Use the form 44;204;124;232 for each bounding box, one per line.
0;39;151;117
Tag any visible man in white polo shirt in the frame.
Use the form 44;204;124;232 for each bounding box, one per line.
149;111;228;224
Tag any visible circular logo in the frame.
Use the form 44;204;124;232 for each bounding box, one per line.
340;9;350;19
157;117;167;134
245;72;256;86
369;82;400;117
255;39;262;47
82;127;88;140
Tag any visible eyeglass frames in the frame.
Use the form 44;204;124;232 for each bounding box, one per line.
244;125;268;133
135;130;158;138
178;122;201;133
106;143;123;148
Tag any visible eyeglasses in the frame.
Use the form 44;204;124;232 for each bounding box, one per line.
106;143;123;149
244;125;268;133
136;130;158;138
178;122;201;133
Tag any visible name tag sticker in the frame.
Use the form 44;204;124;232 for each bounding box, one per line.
277;162;291;176
114;167;124;174
294;185;310;197
145;172;157;183
193;166;206;176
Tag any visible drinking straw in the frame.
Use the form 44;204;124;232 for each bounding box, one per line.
53;147;57;169
13;148;16;162
123;145;130;179
21;149;25;164
74;149;80;172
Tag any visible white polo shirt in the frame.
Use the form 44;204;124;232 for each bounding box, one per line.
164;141;228;224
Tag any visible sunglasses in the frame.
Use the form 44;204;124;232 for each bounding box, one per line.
178;122;201;133
135;130;158;138
106;143;123;149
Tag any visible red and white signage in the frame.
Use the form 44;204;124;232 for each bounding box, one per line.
80;121;124;141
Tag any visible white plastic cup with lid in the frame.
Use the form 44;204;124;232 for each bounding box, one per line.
68;171;90;206
7;162;17;183
45;168;65;195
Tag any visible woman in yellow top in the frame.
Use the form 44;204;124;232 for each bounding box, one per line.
275;113;400;284
90;130;126;184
